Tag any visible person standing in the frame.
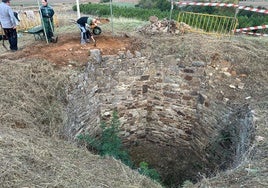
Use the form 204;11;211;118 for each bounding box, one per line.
0;0;18;51
40;0;55;42
76;16;99;44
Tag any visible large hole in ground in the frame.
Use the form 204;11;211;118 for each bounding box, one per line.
64;54;255;187
124;104;255;187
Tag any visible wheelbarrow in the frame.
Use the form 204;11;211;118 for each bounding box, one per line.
23;25;45;40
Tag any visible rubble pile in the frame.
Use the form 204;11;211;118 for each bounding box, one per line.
138;16;191;35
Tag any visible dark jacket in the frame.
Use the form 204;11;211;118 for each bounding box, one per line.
76;16;88;27
40;4;54;21
77;17;92;27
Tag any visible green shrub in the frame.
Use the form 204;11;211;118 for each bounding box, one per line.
77;111;133;167
73;3;177;21
138;161;161;183
77;111;162;183
135;0;170;11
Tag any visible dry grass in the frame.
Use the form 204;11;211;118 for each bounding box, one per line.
0;59;161;188
0;60;69;137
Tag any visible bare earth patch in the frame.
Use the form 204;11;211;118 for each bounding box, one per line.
1;33;137;66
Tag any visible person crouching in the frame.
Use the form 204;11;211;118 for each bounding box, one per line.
76;16;98;45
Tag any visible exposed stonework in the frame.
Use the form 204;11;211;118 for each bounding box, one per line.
64;34;254;185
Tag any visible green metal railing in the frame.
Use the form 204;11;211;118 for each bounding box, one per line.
178;11;238;36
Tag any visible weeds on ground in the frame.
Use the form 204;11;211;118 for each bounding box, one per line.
138;161;161;183
77;111;132;166
78;110;161;183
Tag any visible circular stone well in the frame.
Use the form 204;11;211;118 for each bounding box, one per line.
64;49;255;187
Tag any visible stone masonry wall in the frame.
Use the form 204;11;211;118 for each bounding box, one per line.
64;47;253;184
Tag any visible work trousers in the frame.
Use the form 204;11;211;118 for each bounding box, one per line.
3;28;18;51
77;24;91;44
42;18;54;42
